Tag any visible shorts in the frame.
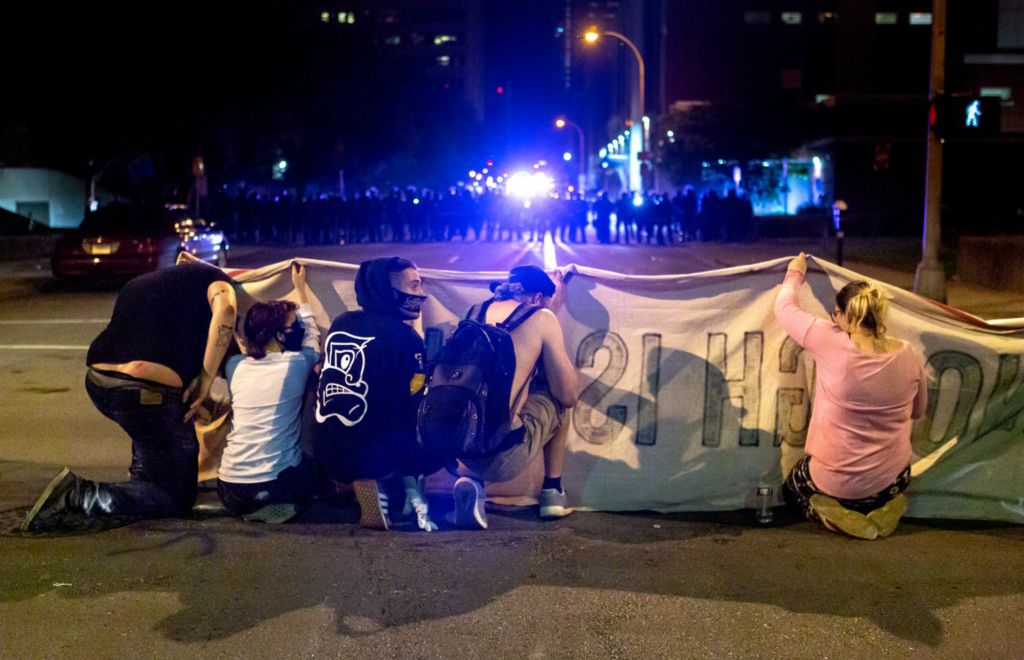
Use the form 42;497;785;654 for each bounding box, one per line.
784;455;911;519
461;391;565;484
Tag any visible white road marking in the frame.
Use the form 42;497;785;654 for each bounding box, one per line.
0;345;89;350
542;233;558;270
447;255;460;264
0;319;107;325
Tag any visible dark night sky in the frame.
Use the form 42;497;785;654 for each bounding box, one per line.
0;0;575;191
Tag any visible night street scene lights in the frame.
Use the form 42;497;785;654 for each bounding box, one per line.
582;26;648;191
555;117;586;190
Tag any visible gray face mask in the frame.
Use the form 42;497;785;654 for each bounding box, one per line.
393;287;427;318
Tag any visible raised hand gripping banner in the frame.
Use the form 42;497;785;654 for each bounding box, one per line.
226;256;1024;523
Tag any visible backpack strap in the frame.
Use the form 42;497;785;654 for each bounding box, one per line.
465;298;494;322
498;303;542;333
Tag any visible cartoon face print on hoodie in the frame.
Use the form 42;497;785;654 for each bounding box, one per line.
316;331;374;426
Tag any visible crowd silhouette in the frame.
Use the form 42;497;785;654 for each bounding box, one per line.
206;186;755;246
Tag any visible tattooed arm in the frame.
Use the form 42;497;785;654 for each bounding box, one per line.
183;280;238;422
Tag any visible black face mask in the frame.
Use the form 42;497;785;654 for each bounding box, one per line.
393;288;427;319
280;318;305;352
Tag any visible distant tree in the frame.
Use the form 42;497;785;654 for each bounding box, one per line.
653;101;820;189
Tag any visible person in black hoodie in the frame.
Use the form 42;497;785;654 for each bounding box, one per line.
314;257;440;531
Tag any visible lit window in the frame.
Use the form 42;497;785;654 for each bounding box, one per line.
385;35;401;45
437;55;451;67
875;12;898;25
434;34;457;46
781;12;802;25
338;12;346;23
743;11;771;25
980;87;1012;102
348;13;355;24
909;12;932;25
320;11;330;23
818;11;838;24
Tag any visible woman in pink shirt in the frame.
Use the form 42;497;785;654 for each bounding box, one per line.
775;253;927;539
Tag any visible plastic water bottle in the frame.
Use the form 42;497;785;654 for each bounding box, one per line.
755;483;774;525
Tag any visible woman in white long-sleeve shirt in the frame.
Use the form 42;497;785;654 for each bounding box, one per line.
217;263;321;523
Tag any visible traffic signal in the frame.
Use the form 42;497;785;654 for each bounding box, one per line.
930;94;1001;138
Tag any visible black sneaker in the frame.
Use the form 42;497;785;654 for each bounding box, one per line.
20;468;80;532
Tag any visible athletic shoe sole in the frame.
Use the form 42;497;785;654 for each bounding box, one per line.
867;493;908;538
810;494;879;540
20;467;71;532
453;477;488;530
353;480;390;530
242;503;298;524
539;504;573;519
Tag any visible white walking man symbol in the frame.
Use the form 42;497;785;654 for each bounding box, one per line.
965;100;982;128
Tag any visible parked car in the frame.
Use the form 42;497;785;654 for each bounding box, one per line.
52;202;228;280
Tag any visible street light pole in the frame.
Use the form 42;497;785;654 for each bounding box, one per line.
914;0;947;301
584;28;647;191
556;117;587;190
601;30;645;123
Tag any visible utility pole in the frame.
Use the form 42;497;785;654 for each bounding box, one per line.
914;0;947;301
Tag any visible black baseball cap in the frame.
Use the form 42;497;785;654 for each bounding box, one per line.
489;264;556;297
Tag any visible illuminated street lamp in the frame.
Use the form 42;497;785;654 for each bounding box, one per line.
555;116;586;190
582;27;645;127
583;26;648;190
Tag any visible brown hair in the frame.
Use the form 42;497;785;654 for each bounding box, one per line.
836;280;889;338
243;300;298;359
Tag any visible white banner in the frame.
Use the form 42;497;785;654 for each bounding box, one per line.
228;256;1024;523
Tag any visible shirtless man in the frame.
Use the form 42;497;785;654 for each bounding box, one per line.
454;265;579;529
22;259;252;532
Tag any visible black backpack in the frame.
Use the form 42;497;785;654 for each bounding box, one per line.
417;300;541;459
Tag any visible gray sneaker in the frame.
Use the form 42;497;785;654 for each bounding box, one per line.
453;477;488;529
539;488;573;519
242;503;298;524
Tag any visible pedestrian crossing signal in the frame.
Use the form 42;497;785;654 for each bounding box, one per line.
930;94;1001;138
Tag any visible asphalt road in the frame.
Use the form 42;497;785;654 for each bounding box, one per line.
1;238;1023;658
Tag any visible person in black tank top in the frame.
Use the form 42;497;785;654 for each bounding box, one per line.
21;261;243;533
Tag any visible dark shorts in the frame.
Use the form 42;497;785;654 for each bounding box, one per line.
217;454;316;515
784;455;911;518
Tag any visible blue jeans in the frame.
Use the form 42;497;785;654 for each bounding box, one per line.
85;368;199;518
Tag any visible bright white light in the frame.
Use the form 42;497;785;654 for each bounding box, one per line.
506;171;554;198
277;160;288;170
666;130;675;138
812;156;823;178
468;170;477;178
761;160;770;167
563;152;573;161
413;198;420;205
89;199;99;212
482;168;489;174
716;159;725;165
632;194;644;207
733;166;742;186
599;147;608;158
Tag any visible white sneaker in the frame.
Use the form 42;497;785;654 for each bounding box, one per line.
453;477;488;529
